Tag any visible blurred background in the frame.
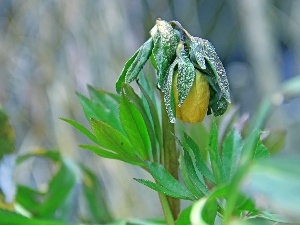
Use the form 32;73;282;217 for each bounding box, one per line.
1;0;300;221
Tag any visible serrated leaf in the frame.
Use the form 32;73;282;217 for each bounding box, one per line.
222;129;243;182
134;179;191;200
151;20;179;89
79;144;139;165
60;118;101;145
179;154;201;198
176;135;207;197
181;149;208;197
91;119;139;164
137;82;161;160
208;121;225;185
177;49;195;106
77;93;123;133
162;59;179;123
121;84;157;160
183;132;215;184
119;92;150;160
87;85;120;111
125;38;153;84
144;161;196;200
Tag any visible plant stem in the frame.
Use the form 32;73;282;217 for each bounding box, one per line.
160;93;180;220
158;192;175;225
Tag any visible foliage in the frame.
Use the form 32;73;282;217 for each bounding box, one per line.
2;18;300;225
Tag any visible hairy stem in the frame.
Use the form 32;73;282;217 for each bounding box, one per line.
160;93;180;220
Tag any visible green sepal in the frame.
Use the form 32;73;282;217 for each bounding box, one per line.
188;37;230;117
116;38;153;93
176;49;195;106
162;58;179;123
151;19;180;89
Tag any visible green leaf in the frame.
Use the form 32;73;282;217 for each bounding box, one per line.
201;197;218;225
121;84;157;160
88;85;119;104
208;120;225;185
91;119;138;164
176;49;195;106
37;159;77;218
0;209;70;225
16;185;43;214
151;19;179;89
79;144;139;165
222;129;243;182
87;85;120;114
137;82;161;161
0;109;15;160
162;58;179;123
134;179;192;200
80;165;112;223
144;161;196;200
16;149;61;165
242;156;300;222
179;153;202;198
253;141;270;160
125;38;154;84
60;118;101;145
119;91;151;160
77;93;123;133
175;206;192;225
183;132;215;184
116;51;139;93
181;148;208;197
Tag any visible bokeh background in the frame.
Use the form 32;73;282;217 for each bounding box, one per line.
1;0;300;220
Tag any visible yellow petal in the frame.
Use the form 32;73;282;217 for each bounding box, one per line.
174;70;210;123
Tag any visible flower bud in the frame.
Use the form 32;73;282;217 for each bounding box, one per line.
173;70;210;123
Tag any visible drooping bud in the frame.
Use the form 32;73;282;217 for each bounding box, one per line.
173;70;210;123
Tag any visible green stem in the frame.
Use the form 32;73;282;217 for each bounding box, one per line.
160;93;180;220
158;192;175;225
